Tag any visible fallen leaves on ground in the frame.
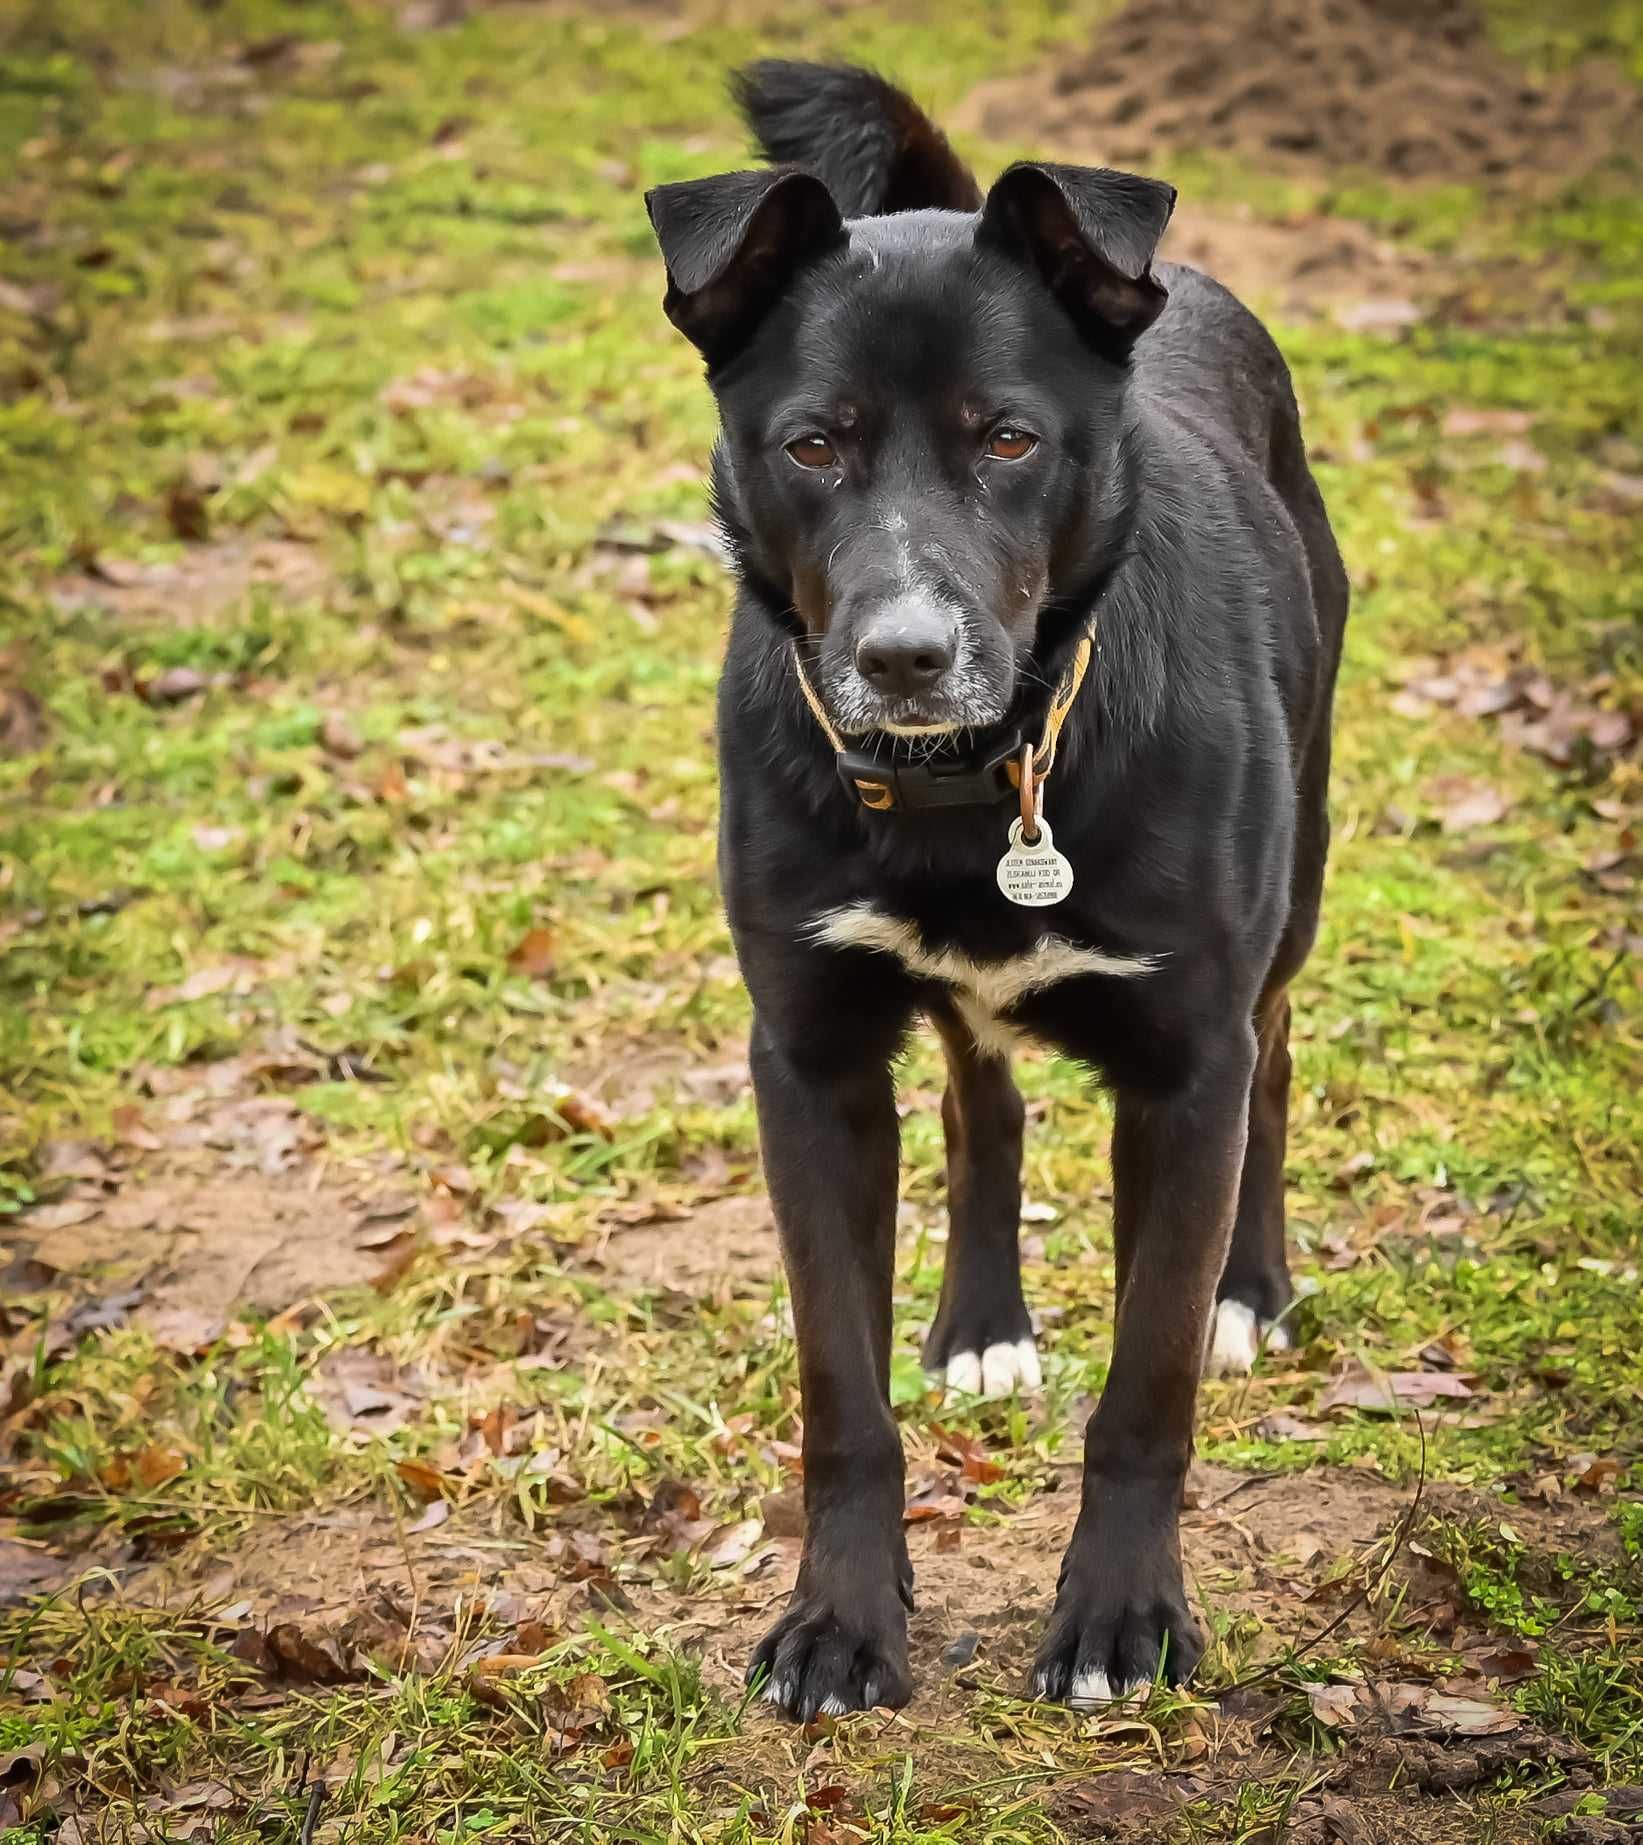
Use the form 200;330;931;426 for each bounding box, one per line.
1317;1361;1477;1415
506;926;558;978
1426;774;1512;834
1392;648;1637;767
1305;1678;1523;1737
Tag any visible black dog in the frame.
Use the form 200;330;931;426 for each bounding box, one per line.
646;62;1348;1720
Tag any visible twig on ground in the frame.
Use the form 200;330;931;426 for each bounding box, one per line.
295;1751;324;1845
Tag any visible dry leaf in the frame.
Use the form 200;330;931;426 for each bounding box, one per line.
268;1621;354;1684
1305;1681;1360;1728
395;1457;451;1502
406;1498;449;1534
931;1422;1004;1483
1318;1363;1475;1415
320;713;364;759
140;665;209;705
507;927;557;978
134;1444;186;1487
1412;1691;1521;1736
702;1518;763;1569
1427;776;1511;834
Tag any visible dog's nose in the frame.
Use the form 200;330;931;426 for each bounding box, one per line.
854;606;956;698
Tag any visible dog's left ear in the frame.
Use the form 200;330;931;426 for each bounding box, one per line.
646;167;844;368
979;162;1176;350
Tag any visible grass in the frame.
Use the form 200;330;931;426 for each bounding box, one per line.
1;0;1641;1840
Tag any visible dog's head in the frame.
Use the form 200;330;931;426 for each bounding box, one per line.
647;64;1175;740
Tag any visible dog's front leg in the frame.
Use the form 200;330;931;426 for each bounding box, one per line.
1033;1024;1256;1705
745;1014;913;1720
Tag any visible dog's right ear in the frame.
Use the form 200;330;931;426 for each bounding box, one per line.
979;162;1176;353
646;167;844;368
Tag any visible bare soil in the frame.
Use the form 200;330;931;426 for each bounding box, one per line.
960;0;1643;183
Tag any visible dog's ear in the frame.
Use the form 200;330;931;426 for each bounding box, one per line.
646;167;844;367
979;162;1176;350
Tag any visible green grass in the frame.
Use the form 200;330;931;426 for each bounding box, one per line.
2;0;1641;1840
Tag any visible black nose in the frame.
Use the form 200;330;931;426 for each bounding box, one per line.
854;606;957;699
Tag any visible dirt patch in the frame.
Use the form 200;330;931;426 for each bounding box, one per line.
582;1193;776;1298
1159;200;1429;315
91;1462;1616;1842
960;0;1643;184
50;536;333;629
10;1172;400;1346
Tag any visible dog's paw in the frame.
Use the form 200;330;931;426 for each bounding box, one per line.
942;1336;1041;1399
1030;1559;1201;1709
1203;1298;1291;1378
748;1588;911;1722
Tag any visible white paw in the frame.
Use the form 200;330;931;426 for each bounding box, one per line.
944;1337;1041;1399
1065;1668;1149;1709
1204;1299;1291;1377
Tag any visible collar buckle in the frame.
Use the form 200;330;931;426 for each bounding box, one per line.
836;731;1023;813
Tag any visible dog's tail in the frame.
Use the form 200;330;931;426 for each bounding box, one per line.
730;60;981;218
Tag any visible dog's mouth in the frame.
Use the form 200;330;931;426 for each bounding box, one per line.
838;692;1011;740
822;677;1013;741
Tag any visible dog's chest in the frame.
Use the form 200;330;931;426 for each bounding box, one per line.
809;902;1153;1056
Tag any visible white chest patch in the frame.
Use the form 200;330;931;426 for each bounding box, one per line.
809;903;1156;1057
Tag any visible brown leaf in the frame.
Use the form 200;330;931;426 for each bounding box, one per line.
1572;1454;1622;1493
903;1493;966;1524
166;479;212;541
1256;1412;1329;1442
406;1498;449;1534
319;712;365;759
395;1458;451;1502
1427;776;1511;834
134;1444;186;1487
1062;1771;1182;1821
506;927;557;979
1305;1681;1360;1728
1441;407;1534;440
22;1195;105;1232
931;1423;1004;1484
1317;1363;1475;1415
1467;1642;1538;1684
0;1540;67;1607
229;1630;274;1675
472;1651;545;1676
702;1518;763;1569
1412;1691;1521;1736
647;1477;702;1527
552;1088;615;1138
110;1102;162;1150
141;1303;227;1355
140;665;209;706
268;1620;354;1684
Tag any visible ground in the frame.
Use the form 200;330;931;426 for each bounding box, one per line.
1;2;1640;1841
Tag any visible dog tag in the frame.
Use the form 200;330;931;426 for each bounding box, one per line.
996;815;1074;908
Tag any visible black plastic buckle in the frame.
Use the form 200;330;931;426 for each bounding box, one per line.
836;729;1023;813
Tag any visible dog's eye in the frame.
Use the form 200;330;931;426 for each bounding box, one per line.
986;428;1038;461
786;434;837;469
